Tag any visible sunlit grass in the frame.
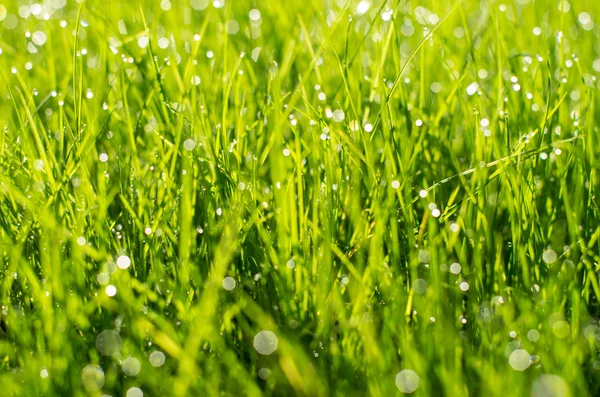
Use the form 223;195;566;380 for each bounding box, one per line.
1;0;600;396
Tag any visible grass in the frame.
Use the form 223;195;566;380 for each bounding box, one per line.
0;0;599;395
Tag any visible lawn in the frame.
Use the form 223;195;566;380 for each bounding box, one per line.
0;0;599;395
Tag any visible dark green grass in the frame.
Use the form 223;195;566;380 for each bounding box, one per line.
1;0;600;395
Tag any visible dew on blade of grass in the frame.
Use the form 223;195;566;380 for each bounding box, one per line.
509;349;531;371
418;250;430;263
340;275;349;286
249;9;261;21
450;262;462;274
356;1;370;15
96;330;122;356
466;82;479;96
82;365;105;391
460;281;469;291
226;20;239;35
552;321;570;339
158;38;169;49
286;258;295;269
97;272;109;285
558;0;570;13
138;35;148;48
258;368;271;379
253;331;278;355
332;109;345;122
116;255;131;269
531;374;568;397
122;357;141;376
528;329;540;342
149;351;166;367
395;369;419;393
542;249;557;264
222;277;236;290
32;31;46;46
183;139;196;151
413;279;427;294
126;387;144;397
105;285;117;297
191;0;209;10
40;368;48;378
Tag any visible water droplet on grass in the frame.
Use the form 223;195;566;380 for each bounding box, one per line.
249;9;261;21
395;369;419;393
258;368;271;379
253;331;278;355
332;109;345;122
466;82;479;96
117;255;131;269
191;0;209;11
509;349;531;371
222;277;236;290
105;285;117;297
450;262;462;274
97;272;109;285
149;351;166;367
531;374;568;397
32;31;46;46
82;365;105;391
122;357;141;376
528;329;540;342
126;387;144;397
183;139;196;151
158;38;169;49
96;330;122;356
226;20;239;35
430;82;442;93
356;1;370;15
413;279;427;294
542;249;557;264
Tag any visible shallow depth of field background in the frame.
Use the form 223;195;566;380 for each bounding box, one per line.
1;0;600;396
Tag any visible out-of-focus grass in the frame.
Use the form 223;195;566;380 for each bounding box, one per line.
0;0;599;395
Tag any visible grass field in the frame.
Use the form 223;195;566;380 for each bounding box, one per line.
1;0;600;395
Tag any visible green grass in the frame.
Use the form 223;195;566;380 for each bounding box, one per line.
1;0;600;395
